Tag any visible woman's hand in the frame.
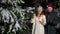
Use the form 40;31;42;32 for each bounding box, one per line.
39;17;43;22
38;17;44;24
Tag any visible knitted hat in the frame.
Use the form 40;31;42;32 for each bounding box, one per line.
47;3;53;7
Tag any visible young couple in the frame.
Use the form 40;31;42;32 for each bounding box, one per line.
31;3;58;34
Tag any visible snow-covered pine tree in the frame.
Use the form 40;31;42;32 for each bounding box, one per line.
0;0;35;34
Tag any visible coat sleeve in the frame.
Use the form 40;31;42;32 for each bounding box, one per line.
31;14;36;34
31;14;36;23
52;13;58;25
43;15;47;25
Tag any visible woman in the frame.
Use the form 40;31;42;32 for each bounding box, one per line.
31;6;46;34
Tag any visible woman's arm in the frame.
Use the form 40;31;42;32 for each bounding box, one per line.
43;15;46;25
39;15;46;25
31;14;36;23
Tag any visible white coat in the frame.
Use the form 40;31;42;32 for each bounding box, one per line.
31;14;46;34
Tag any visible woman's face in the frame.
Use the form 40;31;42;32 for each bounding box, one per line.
37;8;43;14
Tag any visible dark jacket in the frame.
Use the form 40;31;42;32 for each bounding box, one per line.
46;11;58;26
45;11;58;34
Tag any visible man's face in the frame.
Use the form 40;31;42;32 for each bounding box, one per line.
47;7;53;12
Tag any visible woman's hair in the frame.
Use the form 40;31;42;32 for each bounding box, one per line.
35;6;44;16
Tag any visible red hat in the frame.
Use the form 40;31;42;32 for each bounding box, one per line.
47;3;53;7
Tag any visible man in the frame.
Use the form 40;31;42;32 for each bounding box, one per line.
45;3;58;34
